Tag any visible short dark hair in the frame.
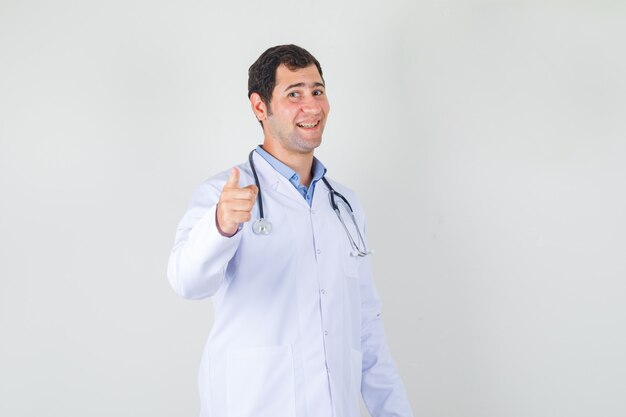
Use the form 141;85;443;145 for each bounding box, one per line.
248;44;324;105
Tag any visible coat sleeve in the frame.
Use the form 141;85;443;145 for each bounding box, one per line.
167;177;242;300
358;222;415;417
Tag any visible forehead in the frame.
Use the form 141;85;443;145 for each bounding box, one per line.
274;64;324;89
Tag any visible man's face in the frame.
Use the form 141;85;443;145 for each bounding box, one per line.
263;64;330;154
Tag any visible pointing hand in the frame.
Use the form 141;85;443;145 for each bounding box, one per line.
216;167;258;236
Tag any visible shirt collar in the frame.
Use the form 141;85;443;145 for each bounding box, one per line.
255;145;327;186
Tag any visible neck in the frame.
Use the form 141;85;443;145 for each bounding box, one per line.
261;143;314;187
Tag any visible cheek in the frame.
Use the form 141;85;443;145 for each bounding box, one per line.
278;107;297;121
321;100;330;114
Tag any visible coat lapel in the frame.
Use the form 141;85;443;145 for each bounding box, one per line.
251;151;312;210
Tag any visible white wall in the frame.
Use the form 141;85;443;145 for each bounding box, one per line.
1;1;625;416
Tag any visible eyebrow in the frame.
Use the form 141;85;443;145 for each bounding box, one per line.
283;82;325;92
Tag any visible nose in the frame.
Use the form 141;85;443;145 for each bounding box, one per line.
301;94;323;114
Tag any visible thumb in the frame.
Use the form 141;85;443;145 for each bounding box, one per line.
225;167;240;189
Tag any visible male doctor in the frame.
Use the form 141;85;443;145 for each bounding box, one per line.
167;45;414;417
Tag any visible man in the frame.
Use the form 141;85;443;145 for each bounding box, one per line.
167;44;413;417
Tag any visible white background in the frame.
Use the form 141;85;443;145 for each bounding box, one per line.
1;1;625;416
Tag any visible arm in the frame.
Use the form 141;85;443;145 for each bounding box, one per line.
358;233;414;416
324;180;414;415
167;168;257;299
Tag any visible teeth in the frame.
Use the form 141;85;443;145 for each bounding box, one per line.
297;121;319;128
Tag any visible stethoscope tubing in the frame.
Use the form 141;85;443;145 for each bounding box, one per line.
248;149;371;256
248;150;266;219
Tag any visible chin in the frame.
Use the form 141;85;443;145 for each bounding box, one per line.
302;139;322;152
288;136;322;153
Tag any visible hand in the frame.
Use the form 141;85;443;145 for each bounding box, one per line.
216;167;258;236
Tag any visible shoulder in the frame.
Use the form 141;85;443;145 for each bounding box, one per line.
321;176;356;199
320;176;366;220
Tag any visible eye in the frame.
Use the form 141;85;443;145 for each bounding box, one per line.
288;91;300;98
313;89;325;96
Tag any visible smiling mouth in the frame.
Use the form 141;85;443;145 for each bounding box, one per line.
296;121;320;128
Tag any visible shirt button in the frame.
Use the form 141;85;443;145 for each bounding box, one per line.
324;330;329;336
316;249;321;254
311;209;316;214
320;289;326;294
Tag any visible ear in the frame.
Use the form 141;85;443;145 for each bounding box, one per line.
250;93;269;122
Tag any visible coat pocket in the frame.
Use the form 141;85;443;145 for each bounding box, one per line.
226;345;297;417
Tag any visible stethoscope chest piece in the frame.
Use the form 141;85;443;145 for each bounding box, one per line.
249;150;272;236
252;218;272;235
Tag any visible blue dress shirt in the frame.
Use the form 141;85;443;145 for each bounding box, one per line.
255;145;327;207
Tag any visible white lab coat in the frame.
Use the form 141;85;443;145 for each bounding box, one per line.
167;152;413;417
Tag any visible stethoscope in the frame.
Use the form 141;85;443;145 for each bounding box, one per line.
248;150;372;257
